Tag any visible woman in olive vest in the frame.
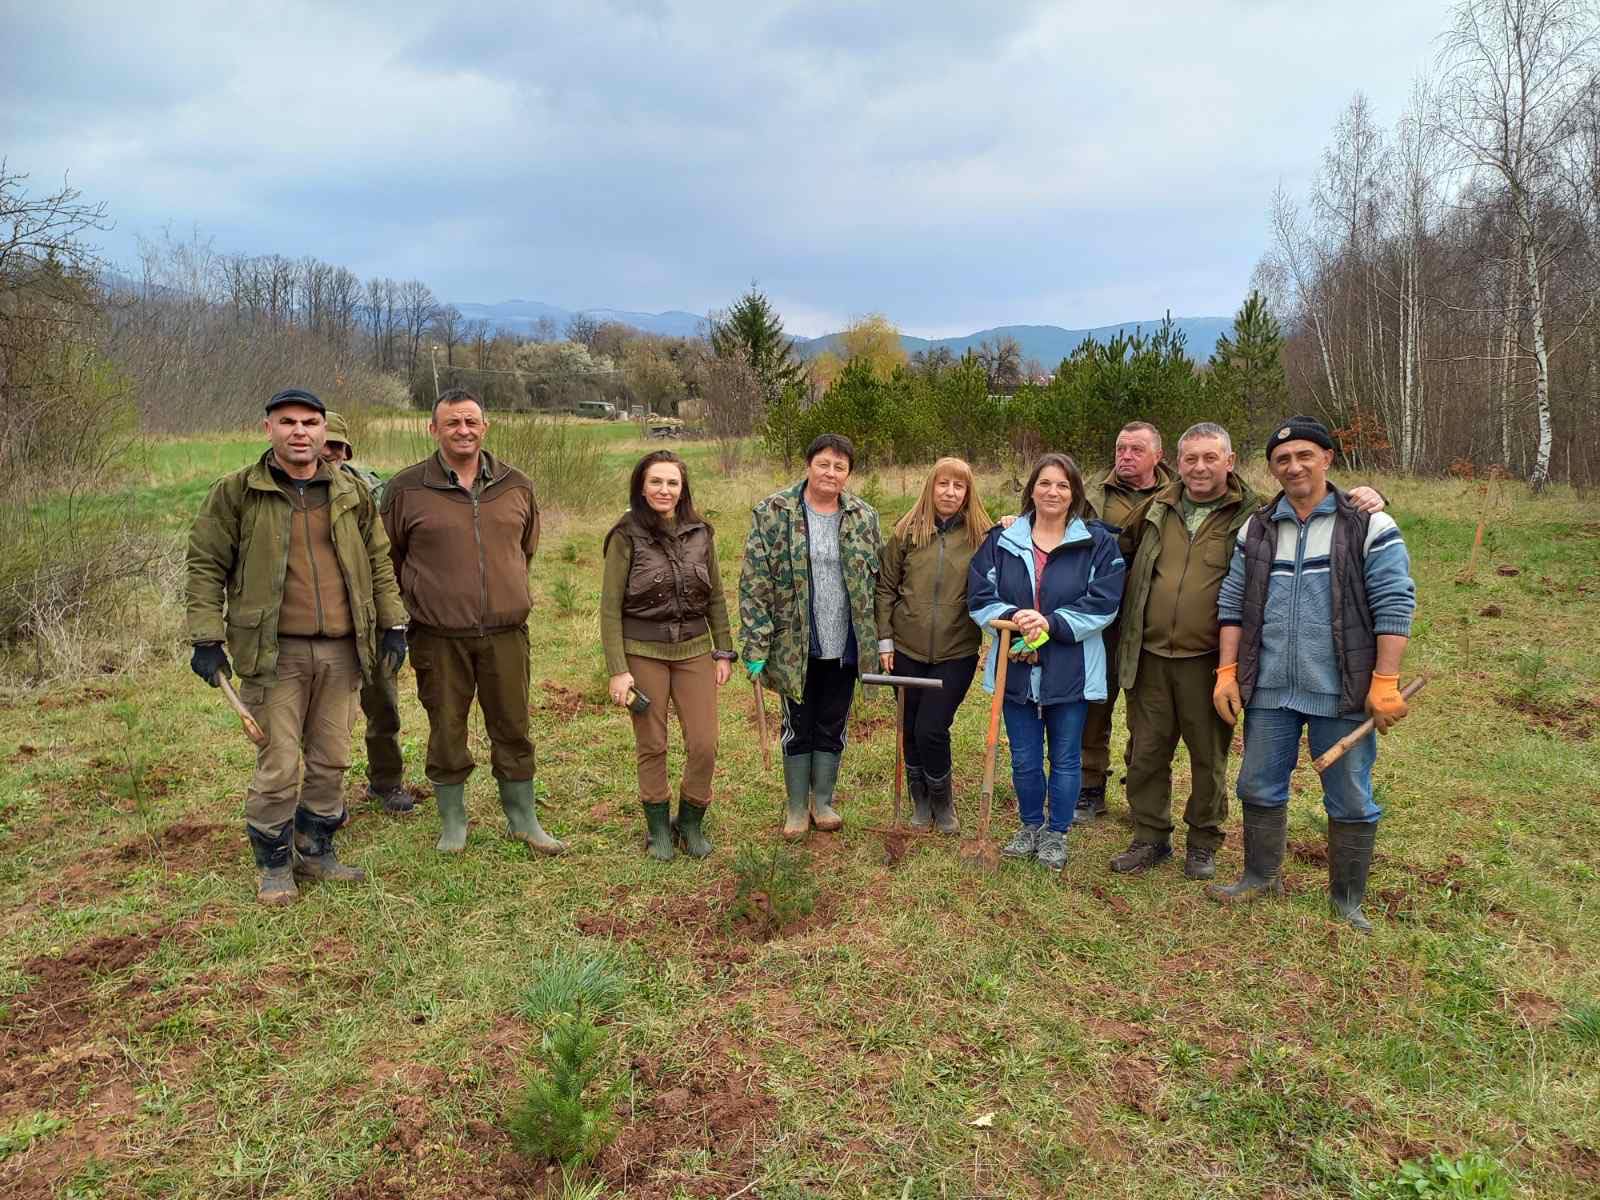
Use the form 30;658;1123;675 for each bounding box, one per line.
874;457;995;834
600;451;736;860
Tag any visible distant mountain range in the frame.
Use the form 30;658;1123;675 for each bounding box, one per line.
455;299;1233;367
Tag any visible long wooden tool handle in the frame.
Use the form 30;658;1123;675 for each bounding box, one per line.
753;677;771;772
978;628;1013;839
990;617;1022;632
893;687;905;831
1312;677;1427;773
217;674;269;748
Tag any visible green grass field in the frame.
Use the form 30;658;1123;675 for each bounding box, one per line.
1;426;1598;1198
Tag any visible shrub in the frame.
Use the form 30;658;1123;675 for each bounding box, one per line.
506;1010;623;1167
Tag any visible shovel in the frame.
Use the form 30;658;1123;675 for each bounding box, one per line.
960;620;1016;872
217;673;268;748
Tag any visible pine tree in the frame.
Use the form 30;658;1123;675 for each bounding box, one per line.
708;285;803;403
1209;291;1287;455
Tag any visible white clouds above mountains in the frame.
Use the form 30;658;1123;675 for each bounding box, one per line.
5;1;1448;335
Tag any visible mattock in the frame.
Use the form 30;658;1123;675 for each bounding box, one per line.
858;671;943;863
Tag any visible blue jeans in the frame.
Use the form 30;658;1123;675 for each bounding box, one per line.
1235;705;1381;823
1002;700;1089;833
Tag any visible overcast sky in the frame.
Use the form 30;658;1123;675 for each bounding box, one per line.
5;1;1451;337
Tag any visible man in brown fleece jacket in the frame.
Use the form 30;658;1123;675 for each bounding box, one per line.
381;389;565;857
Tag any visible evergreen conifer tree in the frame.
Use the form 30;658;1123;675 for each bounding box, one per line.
1209;291;1287;455
709;285;803;403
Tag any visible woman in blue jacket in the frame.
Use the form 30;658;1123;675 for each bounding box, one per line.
968;453;1125;870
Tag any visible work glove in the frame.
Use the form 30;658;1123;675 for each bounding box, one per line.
381;627;408;674
191;641;231;687
1365;672;1407;733
1212;662;1242;726
746;659;766;679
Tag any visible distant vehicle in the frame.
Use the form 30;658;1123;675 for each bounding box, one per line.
646;415;684;439
574;400;619;420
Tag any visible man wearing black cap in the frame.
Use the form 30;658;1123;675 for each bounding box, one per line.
321;411;412;816
1210;415;1416;932
185;389;409;905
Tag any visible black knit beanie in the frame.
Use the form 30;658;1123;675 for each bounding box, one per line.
1265;415;1335;458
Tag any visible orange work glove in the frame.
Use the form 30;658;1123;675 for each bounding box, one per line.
1366;672;1408;733
1213;662;1242;726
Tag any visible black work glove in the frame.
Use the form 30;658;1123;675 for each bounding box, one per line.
380;628;408;674
191;641;231;687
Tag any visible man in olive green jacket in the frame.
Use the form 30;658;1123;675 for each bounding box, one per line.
1109;424;1257;880
186;389;408;906
323;411;411;816
1078;422;1179;820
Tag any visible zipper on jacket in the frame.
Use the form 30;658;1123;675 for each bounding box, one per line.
1289;513;1308;695
472;491;487;638
926;528;945;662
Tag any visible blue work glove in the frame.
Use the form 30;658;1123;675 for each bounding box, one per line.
190;641;231;687
381;627;408;674
746;659;766;679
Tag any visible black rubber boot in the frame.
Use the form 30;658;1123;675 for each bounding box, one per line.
368;784;415;815
293;809;366;883
1328;819;1377;934
1075;785;1107;822
782;753;812;840
673;800;713;859
1207;803;1287;903
642;802;675;862
247;822;298;907
906;765;932;830
810;751;844;832
926;771;959;834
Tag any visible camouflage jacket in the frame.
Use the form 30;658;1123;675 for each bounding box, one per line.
737;480;883;702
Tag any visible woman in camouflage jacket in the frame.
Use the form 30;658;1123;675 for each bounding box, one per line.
738;434;883;840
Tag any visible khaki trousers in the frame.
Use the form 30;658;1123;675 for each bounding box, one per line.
626;652;718;807
1124;649;1229;852
240;636;360;833
411;626;534;785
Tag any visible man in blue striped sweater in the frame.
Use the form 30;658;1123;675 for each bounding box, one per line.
1209;416;1416;932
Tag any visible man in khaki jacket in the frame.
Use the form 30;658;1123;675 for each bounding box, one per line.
381;388;564;857
186;389;408;905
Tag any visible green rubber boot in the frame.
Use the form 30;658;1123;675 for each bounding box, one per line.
674;800;713;859
810;751;844;832
500;778;566;856
642;801;675;862
782;753;812;840
434;783;468;854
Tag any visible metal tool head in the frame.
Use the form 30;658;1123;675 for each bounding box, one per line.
859;673;943;689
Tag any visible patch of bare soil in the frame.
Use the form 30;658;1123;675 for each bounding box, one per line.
575;869;840;965
1495;693;1598;740
1289;840;1328;866
848;709;895;740
5;742;39;764
34;685;114;712
537;680;605;720
596;1048;776;1199
0;916;210;1198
